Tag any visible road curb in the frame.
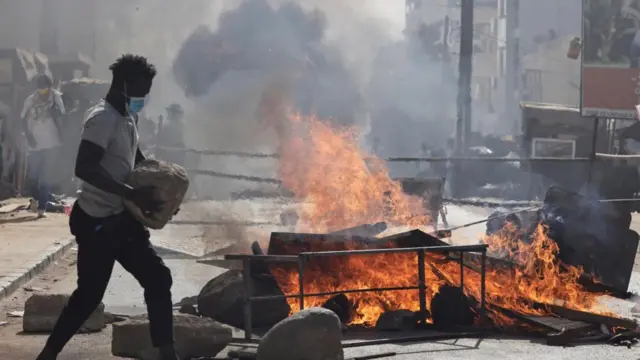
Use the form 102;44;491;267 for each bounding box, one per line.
0;237;76;300
152;244;200;260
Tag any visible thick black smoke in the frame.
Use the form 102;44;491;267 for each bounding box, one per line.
172;0;363;126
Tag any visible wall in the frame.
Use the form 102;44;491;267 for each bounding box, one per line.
520;36;580;106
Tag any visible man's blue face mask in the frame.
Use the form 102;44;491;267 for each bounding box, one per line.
127;97;147;113
123;83;149;114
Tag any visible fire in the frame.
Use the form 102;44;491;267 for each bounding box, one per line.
275;112;430;232
271;224;608;327
263;97;610;328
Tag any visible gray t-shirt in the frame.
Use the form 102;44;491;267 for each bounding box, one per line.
77;100;139;218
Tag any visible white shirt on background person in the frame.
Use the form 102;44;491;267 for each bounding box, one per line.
20;90;65;151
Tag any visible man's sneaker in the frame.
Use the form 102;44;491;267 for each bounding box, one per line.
36;210;47;219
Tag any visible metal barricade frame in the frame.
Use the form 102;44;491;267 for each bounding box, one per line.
225;244;488;342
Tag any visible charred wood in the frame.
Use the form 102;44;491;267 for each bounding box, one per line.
446;252;517;273
545;326;601;347
329;222;388;238
520;315;596;334
267;229;446;257
608;330;640;347
321;294;352;324
250;241;271;277
548;305;638;330
430;284;476;330
377;229;449;248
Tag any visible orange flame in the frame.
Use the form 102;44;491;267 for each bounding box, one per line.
262;95;610;328
276;112;430;232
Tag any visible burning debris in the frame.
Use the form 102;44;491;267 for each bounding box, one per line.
173;4;640;343
190;108;640;349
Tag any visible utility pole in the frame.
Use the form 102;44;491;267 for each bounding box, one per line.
453;0;474;197
504;0;520;135
442;15;451;81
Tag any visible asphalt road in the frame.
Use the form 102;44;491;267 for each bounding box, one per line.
1;203;640;359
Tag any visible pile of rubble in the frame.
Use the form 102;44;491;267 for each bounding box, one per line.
21;293;344;360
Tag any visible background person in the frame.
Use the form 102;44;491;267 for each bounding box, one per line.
20;74;66;218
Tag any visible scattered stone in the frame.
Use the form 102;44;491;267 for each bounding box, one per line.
7;311;24;318
257;307;344;360
111;314;232;360
23;294;104;333
375;310;420;331
104;312;129;324
179;304;199;316
0;321;7;326
24;286;45;292
123;158;189;230
198;270;290;329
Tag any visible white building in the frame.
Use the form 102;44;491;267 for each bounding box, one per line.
406;0;501;132
406;0;583;135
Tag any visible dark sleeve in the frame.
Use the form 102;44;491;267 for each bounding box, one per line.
135;147;146;166
75;114;133;197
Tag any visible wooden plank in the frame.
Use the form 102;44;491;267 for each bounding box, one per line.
549;304;638;330
521;315;596;333
446;252;518;274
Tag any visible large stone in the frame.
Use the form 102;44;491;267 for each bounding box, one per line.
257;307;344;360
123;158;189;229
375;310;420;331
197;270;290;329
23;294;105;333
111;314;232;360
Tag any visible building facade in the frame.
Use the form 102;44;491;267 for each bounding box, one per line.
0;0;138;77
406;0;501;132
406;0;583;135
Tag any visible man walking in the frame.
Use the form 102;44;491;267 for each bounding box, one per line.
21;74;65;217
35;54;178;360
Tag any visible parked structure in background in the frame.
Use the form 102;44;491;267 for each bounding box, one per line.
406;0;584;136
520;35;581;107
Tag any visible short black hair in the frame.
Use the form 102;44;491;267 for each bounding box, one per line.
109;54;157;81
